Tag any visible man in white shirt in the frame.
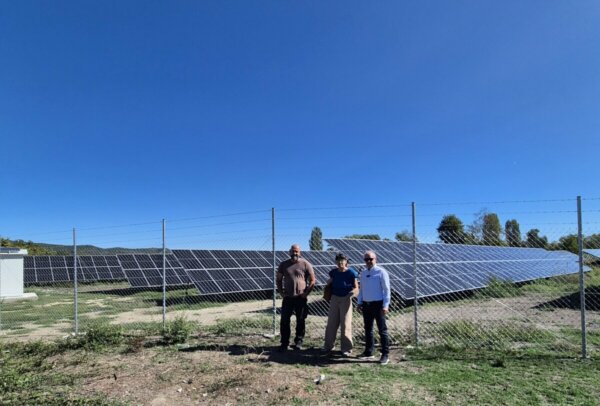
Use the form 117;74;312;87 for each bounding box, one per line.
356;250;391;365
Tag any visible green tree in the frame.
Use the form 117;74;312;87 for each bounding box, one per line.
526;229;548;249
555;234;579;254
584;233;600;249
482;213;502;246
344;234;381;240
504;219;522;247
0;236;56;255
309;227;323;251
466;208;488;244
395;230;417;242
437;215;465;244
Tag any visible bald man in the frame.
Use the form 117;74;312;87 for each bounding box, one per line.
357;250;391;365
276;244;316;352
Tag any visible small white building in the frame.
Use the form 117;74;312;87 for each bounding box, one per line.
0;247;37;301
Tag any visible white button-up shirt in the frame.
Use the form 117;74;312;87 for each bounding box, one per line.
357;265;391;309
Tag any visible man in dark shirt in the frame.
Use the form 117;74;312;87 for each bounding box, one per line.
276;244;316;351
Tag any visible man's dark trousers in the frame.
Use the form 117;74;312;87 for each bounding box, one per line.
280;296;308;347
362;300;389;355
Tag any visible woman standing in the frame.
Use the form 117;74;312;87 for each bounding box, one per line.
323;253;359;356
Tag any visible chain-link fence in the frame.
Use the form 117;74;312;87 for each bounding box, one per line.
1;197;599;358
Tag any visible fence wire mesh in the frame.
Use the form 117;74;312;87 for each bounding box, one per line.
1;198;599;358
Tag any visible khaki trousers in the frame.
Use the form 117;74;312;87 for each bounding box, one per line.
324;293;354;352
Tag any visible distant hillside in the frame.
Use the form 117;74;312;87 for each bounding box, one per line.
1;237;160;256
35;243;162;255
0;237;57;255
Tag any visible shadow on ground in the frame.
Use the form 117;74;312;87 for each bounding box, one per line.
178;342;386;366
534;286;600;311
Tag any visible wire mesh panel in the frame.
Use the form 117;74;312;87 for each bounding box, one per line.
1;198;599;359
164;211;277;337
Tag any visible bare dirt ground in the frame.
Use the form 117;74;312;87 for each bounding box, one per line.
55;337;413;406
111;299;275;325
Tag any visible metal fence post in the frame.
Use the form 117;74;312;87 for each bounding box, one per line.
0;256;3;332
577;196;587;359
162;219;167;330
73;228;78;334
412;202;419;346
272;207;277;336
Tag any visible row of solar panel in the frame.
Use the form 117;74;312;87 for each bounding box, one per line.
23;251;335;292
325;239;585;299
23;241;585;299
325;239;576;263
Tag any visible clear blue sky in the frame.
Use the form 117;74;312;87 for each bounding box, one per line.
1;1;599;249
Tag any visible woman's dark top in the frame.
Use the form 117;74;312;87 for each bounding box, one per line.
329;267;359;297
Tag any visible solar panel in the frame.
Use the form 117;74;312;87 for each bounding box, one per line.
583;249;600;260
171;249;336;295
172;249;274;295
23;254;182;287
115;253;191;288
325;238;586;299
22;255;71;284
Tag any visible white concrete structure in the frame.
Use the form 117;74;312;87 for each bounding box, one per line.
0;247;36;301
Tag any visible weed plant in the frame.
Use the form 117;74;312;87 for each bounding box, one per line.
162;316;196;345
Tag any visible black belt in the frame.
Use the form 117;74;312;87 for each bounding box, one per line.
363;300;383;304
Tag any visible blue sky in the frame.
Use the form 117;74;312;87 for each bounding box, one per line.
1;1;599;249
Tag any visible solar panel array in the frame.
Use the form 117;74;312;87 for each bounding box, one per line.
116;253;191;287
23;254;186;287
23;250;337;294
24;241;582;299
170;250;336;295
325;238;585;299
171;250;274;294
23;255;125;284
583;249;600;260
76;255;125;281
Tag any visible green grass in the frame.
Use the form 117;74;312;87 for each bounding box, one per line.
331;347;600;405
522;267;600;295
476;277;521;298
419;320;578;355
0;338;124;405
206;316;274;336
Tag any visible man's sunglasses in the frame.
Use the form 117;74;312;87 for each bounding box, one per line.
364;257;374;262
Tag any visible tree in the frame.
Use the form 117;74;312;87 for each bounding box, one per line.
344;234;381;240
0;235;56;255
555;234;578;254
584;233;600;249
482;213;502;246
395;230;417;242
466;208;488;244
526;229;548;249
309;227;323;251
437;215;465;244
504;219;522;247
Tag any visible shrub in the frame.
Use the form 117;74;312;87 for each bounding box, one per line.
65;321;124;350
162;317;195;345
